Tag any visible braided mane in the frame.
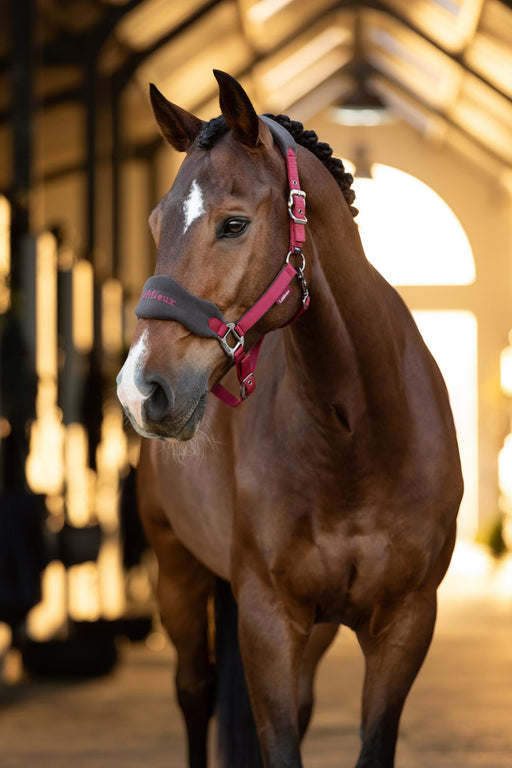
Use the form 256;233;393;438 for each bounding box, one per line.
197;114;358;217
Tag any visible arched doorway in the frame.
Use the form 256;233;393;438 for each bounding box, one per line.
353;165;478;539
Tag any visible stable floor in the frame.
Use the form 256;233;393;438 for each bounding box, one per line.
1;559;511;768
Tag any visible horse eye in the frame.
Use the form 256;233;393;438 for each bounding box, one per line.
221;218;249;238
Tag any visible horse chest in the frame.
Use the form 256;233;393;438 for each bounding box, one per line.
153;450;234;580
250;496;430;630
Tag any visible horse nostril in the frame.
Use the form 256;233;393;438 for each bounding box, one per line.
144;377;175;422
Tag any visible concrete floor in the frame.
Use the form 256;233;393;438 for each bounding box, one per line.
1;556;511;768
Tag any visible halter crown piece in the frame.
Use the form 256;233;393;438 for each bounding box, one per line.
134;116;309;408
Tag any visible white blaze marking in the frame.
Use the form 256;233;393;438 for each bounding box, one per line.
117;330;150;428
183;179;205;233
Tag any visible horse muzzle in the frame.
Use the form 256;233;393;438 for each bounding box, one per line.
116;336;209;441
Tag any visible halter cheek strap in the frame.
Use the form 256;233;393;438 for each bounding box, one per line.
134;116;309;408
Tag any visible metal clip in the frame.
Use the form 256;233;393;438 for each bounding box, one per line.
299;274;310;310
287;189;307;224
240;372;255;399
218;322;244;359
286;250;309;310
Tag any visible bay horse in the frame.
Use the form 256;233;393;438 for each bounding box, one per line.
117;70;463;768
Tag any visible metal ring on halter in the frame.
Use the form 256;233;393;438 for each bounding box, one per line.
286;249;306;273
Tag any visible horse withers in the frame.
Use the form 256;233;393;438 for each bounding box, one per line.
117;70;463;768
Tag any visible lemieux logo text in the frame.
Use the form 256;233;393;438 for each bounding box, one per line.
142;289;176;307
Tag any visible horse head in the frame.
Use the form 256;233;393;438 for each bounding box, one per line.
117;71;309;441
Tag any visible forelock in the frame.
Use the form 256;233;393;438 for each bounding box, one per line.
196;116;230;150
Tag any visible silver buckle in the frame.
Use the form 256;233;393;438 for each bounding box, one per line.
287;189;307;224
218;322;245;359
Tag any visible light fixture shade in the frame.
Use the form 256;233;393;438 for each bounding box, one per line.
331;82;396;126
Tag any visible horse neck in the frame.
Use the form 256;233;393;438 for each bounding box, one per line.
282;155;408;427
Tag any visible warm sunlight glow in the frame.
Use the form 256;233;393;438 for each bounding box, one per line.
26;233;64;496
499;435;512;549
96;400;128;529
26;380;65;495
72;259;94;354
97;537;126;619
36;233;58;378
248;0;294;25
0;196;10;313
68;563;101;622
414;311;479;540
102;278;124;355
500;332;512;397
353;165;475;285
65;423;95;527
27;561;67;641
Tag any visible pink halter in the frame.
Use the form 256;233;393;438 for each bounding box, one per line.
135;116;309;408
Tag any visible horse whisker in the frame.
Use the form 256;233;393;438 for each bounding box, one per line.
162;424;221;464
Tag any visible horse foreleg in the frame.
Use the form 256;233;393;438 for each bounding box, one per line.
354;588;437;768
236;574;313;768
144;515;215;768
298;622;339;739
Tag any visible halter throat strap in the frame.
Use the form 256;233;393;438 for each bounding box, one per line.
134;116;309;407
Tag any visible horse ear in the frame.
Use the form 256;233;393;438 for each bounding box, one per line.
213;69;262;149
149;84;203;152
